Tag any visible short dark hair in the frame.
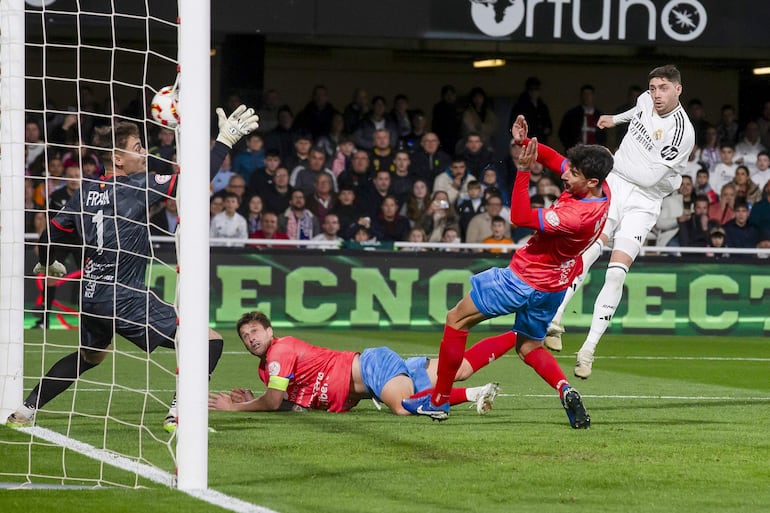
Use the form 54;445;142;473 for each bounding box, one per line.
694;194;710;206
649;64;682;85
565;144;613;184
490;215;506;224
236;311;272;339
734;200;750;211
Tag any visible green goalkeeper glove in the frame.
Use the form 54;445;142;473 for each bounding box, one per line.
33;260;67;278
215;104;260;148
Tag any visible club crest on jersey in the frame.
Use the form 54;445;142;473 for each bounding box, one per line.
545;210;560;227
660;145;679;161
268;361;281;376
653;129;663;141
154;174;173;184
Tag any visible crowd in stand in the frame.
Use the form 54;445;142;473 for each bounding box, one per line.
21;81;770;255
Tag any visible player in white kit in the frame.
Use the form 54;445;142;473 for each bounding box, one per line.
545;64;695;378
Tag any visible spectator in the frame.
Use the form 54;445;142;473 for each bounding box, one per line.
210;192;225;220
233;132;265;183
358;169;393;220
715;104;739;147
390;150;414;205
247;149;282;198
331;185;361;239
305;172;337;224
711;143;738;193
422;190;458;243
460;86;498;149
464;192;508;244
389;93;412;139
723;201;759;253
225;174;247;203
705;226;729;258
431;84;462;156
694;167;718;204
371;195;410;242
456;180;484;240
400;178;431;228
696;125;720;172
342;87;369;134
648;179;684;249
256;89;282;134
709;183;736;225
264;105;296;160
750;151;770;190
315;112;349;163
758;100;770;149
735;121;766;168
679;174;696;212
404;227;429;251
687;98;710;147
210;191;248;247
283;132;313;173
457;132;495;179
338;149;372;192
438;225;463;252
479;164;509;206
311;213;343;244
249;211;290;248
48;165;81;211
293;85;336;140
278;189;320;241
748;180;770;240
241;194;264;236
327;135;356;178
353;96;399;151
410;132;451;188
678;195;715;248
25;118;46;168
481;215;514;254
148;127;176;174
558;84;606;150
509;76;552;144
290;147;337;196
433;157;473;206
730;165;761;207
401;109;428;153
369;128;395;173
262;166;293;215
150;198;179;237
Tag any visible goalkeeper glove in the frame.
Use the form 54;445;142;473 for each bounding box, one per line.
33;260;67;278
215;104;260;148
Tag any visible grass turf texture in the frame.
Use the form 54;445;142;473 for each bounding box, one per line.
1;328;769;513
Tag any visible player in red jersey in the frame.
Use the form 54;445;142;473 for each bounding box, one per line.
208;311;506;416
402;115;613;428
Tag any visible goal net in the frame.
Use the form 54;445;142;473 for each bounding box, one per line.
1;0;211;491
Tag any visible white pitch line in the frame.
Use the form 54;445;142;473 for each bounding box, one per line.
12;426;282;513
500;393;770;401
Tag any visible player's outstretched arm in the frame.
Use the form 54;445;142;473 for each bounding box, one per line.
511;115;566;173
210;104;260;179
208;387;284;412
509;139;542;230
597;115;616;129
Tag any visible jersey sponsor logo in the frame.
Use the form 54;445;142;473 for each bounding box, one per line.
653;129;663;141
268;361;281;376
154;174;173;184
85;189;110;206
545;210;560;227
660;145;680;161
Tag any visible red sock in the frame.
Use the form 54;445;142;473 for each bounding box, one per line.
522;346;568;390
431;325;468;406
463;331;517;371
411;387;467;406
449;388;468;406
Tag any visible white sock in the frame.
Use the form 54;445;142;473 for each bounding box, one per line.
17;403;36;417
552;240;604;326
581;262;629;355
465;386;483;402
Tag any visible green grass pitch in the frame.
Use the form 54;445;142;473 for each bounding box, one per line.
1;328;769;513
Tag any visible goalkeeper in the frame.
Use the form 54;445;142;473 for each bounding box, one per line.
6;105;259;433
208;311;506;416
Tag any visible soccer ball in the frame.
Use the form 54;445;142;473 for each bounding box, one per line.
150;86;179;128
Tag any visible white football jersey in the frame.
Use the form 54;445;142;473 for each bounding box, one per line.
612;91;695;201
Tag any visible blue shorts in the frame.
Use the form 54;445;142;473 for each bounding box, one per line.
469;266;566;341
404;356;432;394
359;347;410;401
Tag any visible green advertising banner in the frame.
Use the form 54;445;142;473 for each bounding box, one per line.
25;248;770;335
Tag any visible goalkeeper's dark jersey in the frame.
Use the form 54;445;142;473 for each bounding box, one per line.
49;172;177;305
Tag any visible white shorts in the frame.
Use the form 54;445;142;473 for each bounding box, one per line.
603;173;661;248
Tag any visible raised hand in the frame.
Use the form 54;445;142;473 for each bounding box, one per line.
215;104;260;148
511;114;529;144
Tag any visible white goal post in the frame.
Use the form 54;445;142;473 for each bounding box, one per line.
0;0;211;492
